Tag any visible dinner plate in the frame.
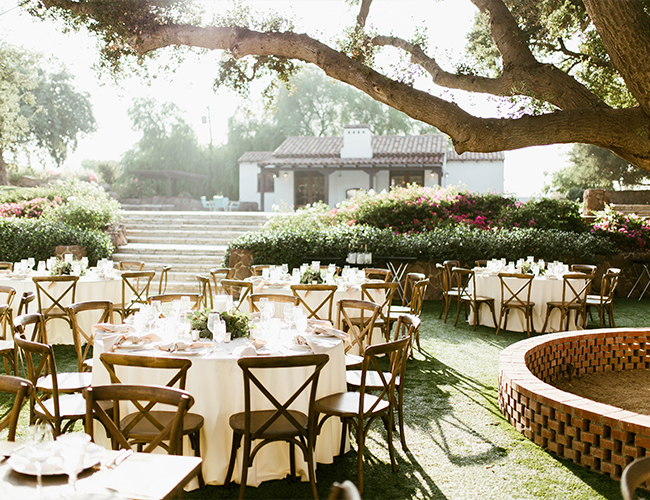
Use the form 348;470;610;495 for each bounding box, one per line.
9;442;105;476
166;347;207;356
114;342;152;350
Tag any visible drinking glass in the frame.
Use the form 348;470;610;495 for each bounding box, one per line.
37;261;46;273
27;257;35;269
208;313;226;349
24;424;54;498
283;304;295;329
56;432;91;492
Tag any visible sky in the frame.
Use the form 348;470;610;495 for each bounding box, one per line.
0;0;571;197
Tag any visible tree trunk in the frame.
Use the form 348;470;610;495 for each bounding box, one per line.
0;148;9;186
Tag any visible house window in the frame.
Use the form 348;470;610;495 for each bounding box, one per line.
294;171;325;207
257;171;275;193
346;188;363;199
390;170;424;188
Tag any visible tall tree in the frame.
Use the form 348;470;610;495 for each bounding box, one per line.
27;0;650;173
547;144;648;194
0;42;95;184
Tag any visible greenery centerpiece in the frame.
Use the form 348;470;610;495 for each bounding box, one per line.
300;268;323;284
189;308;252;340
49;258;86;276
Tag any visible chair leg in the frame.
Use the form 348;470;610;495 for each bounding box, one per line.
238;437;251;500
289;442;297;481
224;432;242;486
397;386;407;452
439;294;446;319
306;443;319;500
609;303;615;328
189;431;205;488
356;419;365;495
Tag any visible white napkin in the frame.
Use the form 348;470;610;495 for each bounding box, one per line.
311;325;350;343
233;343;258;357
157;340;211;352
306;337;339;354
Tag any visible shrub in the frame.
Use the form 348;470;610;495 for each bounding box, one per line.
591;205;650;251
501;198;588;232
0;218;113;265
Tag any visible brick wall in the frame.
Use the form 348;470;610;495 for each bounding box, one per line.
499;328;650;482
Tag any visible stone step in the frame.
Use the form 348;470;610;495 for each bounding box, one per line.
125;225;253;233
113;243;227;256
120;211;272;222
126;235;238;246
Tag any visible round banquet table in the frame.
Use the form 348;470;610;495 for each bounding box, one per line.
469;272;585;333
0;271;124;344
91;334;347;489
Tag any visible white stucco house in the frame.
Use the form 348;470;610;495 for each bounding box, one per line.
238;125;505;211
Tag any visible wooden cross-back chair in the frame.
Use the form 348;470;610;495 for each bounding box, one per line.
315;336;409;494
196;274;213;309
224;353;329;500
0;262;12;270
346;314;419;453
66;300;114;373
290;284;338;323
360;281;398;341
248;293;299;318
251;264;271;276
586;268;620;328
99;352;205;486
84;384;193;456
621;455;650;500
146;293;203;317
13;314;90;436
118;261;145;271
158;265;172;294
32;275;79;331
210;267;232;295
496;273;535;337
121;271;155;319
452;267;497;330
389;278;428;352
364;268;392;282
541;273;594;334
221;279;254;311
438;260;460;322
0;374;34;441
336;299;381;369
0;304;15;374
0;285;16;339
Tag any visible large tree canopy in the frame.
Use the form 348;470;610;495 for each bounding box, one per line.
27;0;650;171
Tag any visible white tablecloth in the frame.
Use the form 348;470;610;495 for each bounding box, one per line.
470;273;584;333
91;335;347;488
0;272;123;344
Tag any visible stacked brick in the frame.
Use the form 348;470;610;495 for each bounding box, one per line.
499;328;650;482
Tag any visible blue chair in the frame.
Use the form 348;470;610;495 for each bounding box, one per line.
200;196;214;211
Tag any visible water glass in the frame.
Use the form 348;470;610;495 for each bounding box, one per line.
37;261;46;273
27;257;35;269
283;304;295;329
56;432;90;491
24;424;54;498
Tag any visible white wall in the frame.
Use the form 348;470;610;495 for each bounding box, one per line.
239;162;260;204
375;171;390;192
424;170;440;188
329;170;370;206
443;161;504;193
274;171;294;209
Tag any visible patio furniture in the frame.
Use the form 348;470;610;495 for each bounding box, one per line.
541;273;594;334
66;300;114;372
586;267;620;327
0;374;34;441
452;267;497;330
496;273;535;337
291;284;338;322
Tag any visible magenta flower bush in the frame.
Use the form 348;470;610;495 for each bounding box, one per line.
591;206;650;250
0;197;60;219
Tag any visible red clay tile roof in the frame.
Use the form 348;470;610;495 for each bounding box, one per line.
238;134;504;165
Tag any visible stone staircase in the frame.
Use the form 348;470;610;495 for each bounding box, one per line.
610;204;650;218
111;211;272;293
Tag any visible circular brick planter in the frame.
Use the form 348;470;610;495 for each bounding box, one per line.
499;328;650;481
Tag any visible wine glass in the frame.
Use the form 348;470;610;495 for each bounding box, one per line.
208;313;226;349
56;432;91;492
283;304;295;329
24;424;54;498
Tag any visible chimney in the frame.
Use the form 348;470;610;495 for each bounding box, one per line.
340;124;372;158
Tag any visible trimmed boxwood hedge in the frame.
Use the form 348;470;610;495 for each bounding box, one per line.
226;224;616;269
0;218;113;265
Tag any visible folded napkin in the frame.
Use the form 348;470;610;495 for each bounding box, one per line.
307;319;333;328
101;332;161;352
233;343;258;357
157;340;211;352
310;325;350;343
93;323;135;335
305;337;339;354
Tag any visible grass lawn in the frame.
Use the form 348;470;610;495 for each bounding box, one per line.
3;297;649;499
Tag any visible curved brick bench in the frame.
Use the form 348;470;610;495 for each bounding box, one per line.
499;328;650;480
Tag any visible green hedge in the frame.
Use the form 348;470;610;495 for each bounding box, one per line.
226;224;616;269
0;218;113;265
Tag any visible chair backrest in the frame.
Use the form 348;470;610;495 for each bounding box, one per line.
0;285;17;308
290;284;338;322
561;273;594;307
158;265;172;295
14;311;47;344
357;337;410;414
408;279;429;316
599;268;621;302
13;325;62;428
360;281;399;323
570;264;597;274
146;293;203;317
0;262;12;271
402;272;426;307
0;304;11;342
328;480;362;500
475;260;488;268
336;299;381;355
84;384;193;455
210;267;232;295
498;273;534;308
100;352;192;390
392;313;421;343
118;261;145;271
32;276;79;320
17;290;36;316
121;271;155;318
251;265;270;276
621;455;650;500
66;301;114;372
451;267;475;300
0;374;34;441
439;260;459;293
364;268;392;282
237;354;329;441
221;279;254;311
196;274;213;309
249;293;298;317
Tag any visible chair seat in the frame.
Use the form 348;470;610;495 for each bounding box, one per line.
586;295;612;305
546;301;583;309
503;302;535;309
35;392;86;420
315;391;389;418
391;306;410;314
461;294;494;302
37;372;92;393
345;354;364;369
346;370;401;389
121;411;204;440
229;409;308;438
0;340;13;351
